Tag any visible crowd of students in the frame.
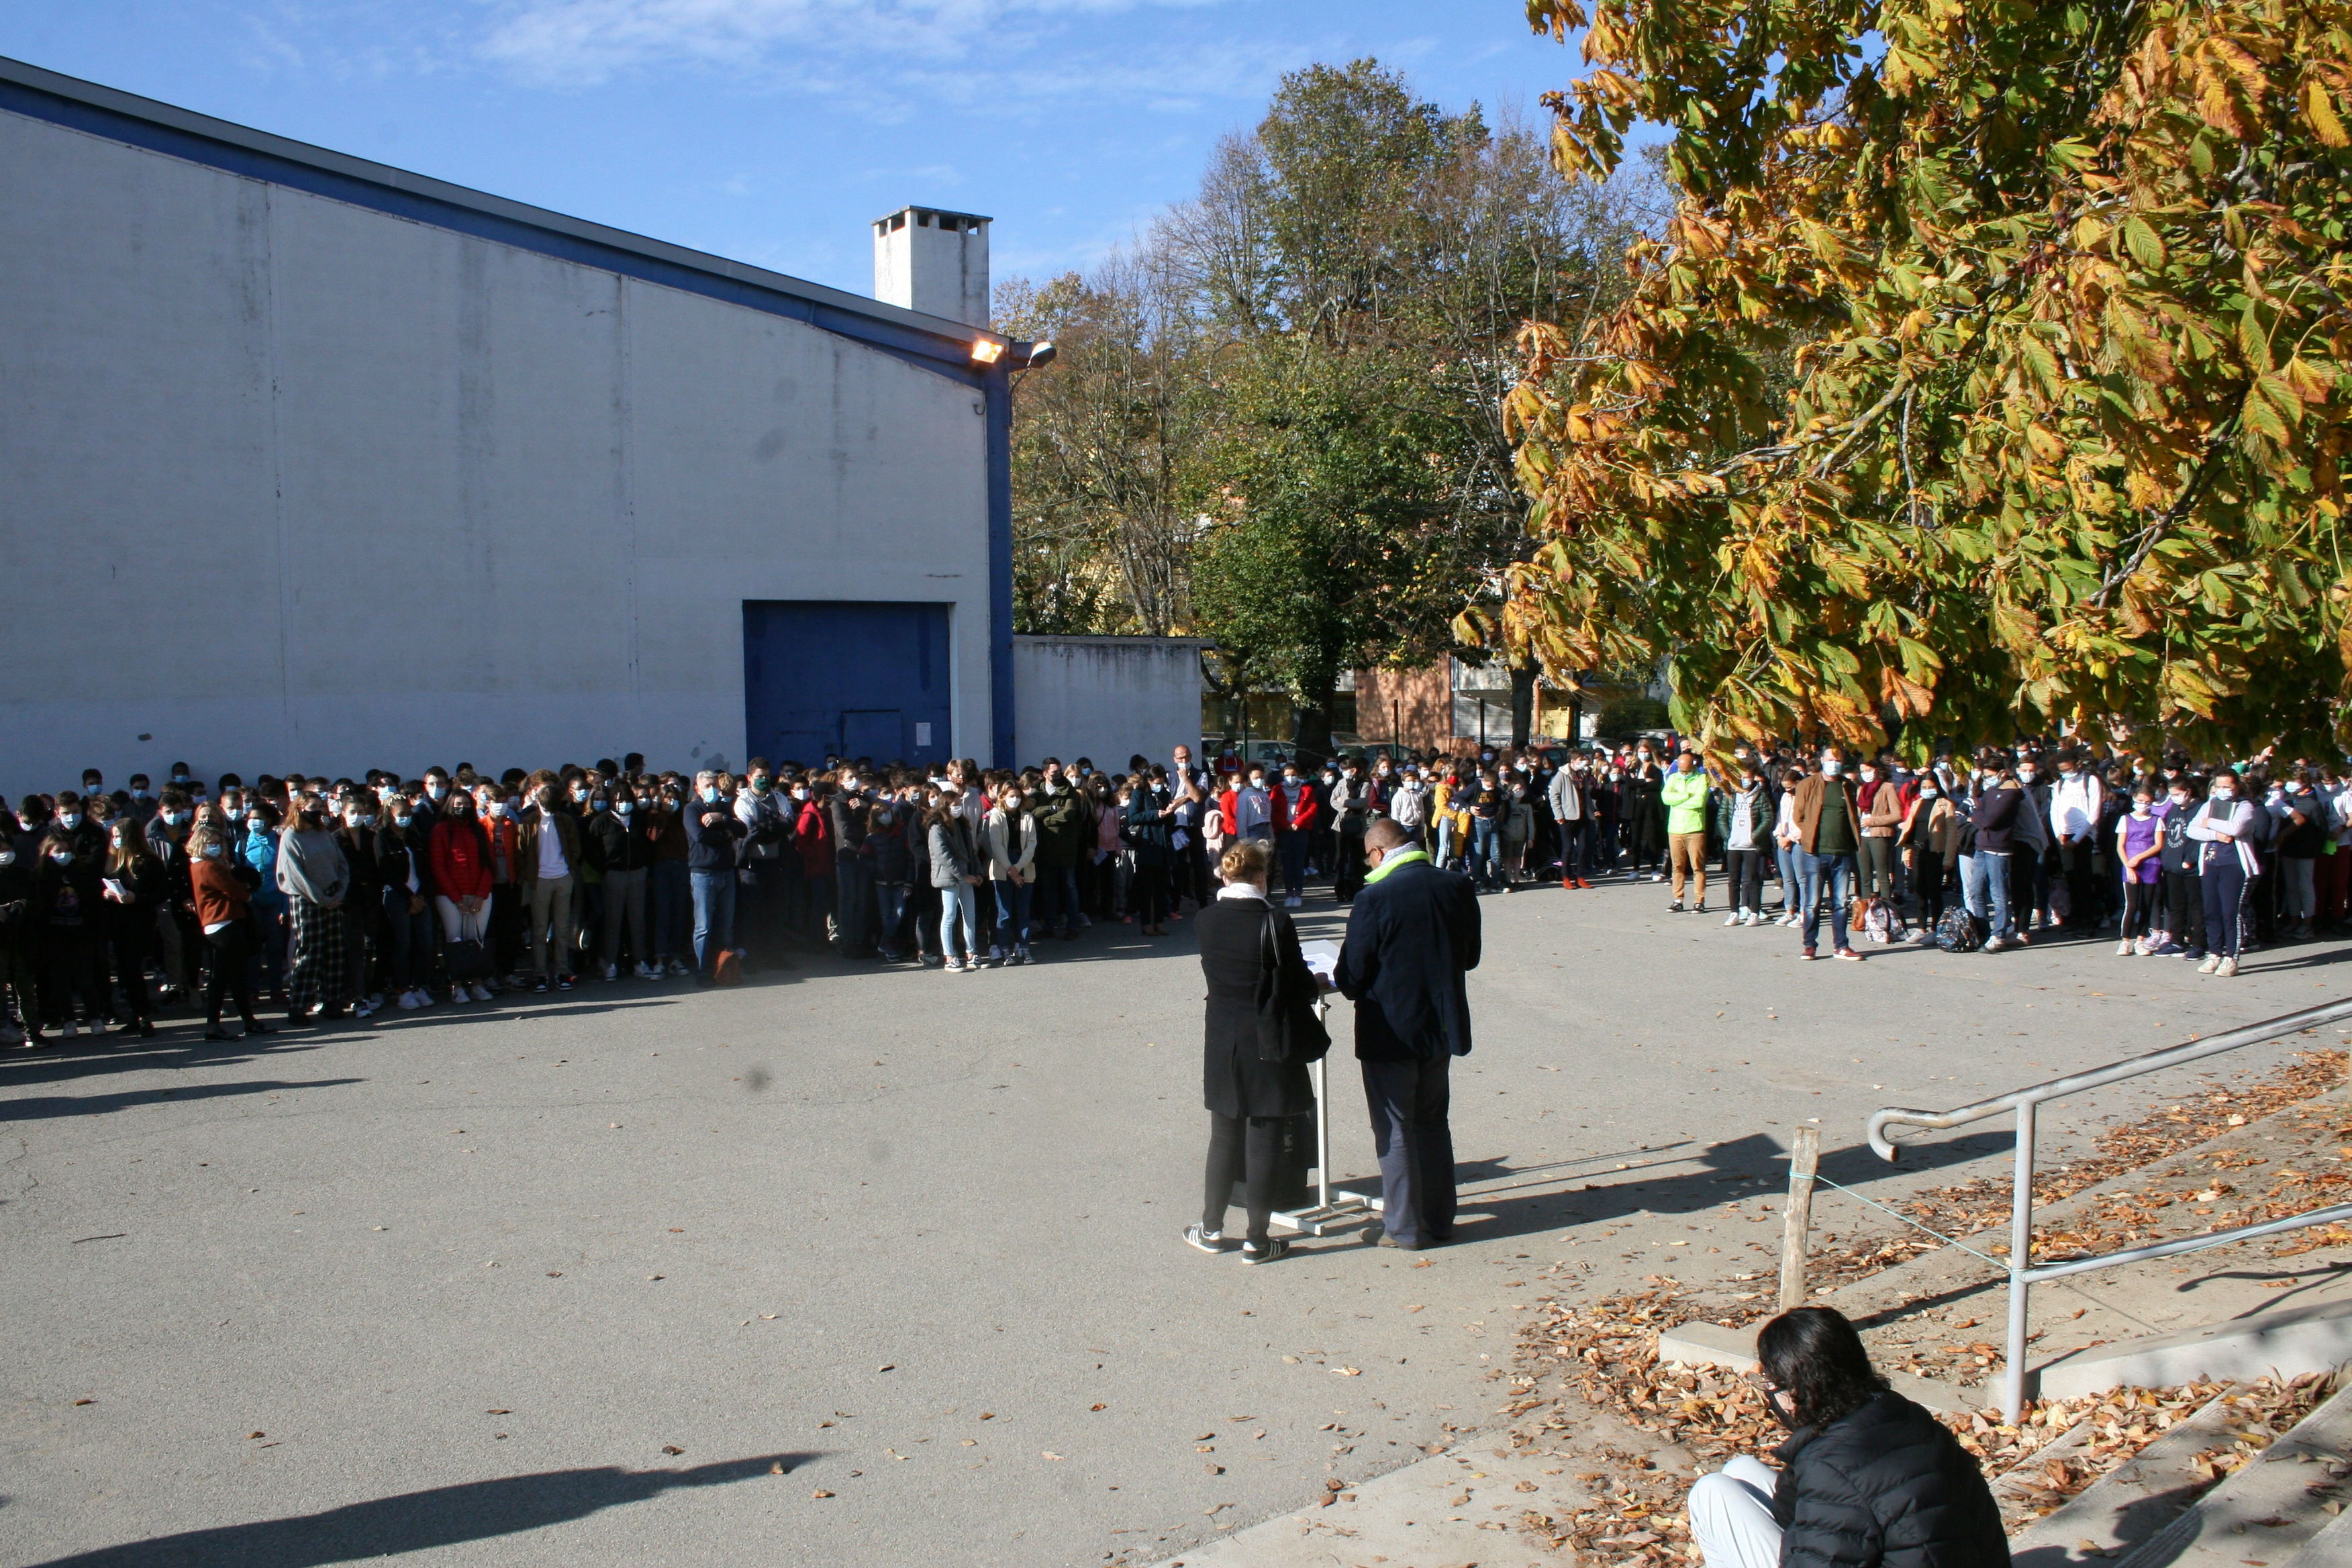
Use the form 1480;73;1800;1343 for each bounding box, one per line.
1;734;2331;1045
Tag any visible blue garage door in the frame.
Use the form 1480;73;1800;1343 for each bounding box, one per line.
742;601;954;770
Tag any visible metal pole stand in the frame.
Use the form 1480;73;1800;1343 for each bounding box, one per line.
1265;1003;1383;1236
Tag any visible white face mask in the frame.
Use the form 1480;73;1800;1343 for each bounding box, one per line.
2211;787;2235;801
2131;802;2151;816
1918;788;1938;800
1859;768;1877;781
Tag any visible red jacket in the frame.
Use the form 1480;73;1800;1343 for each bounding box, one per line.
795;800;833;878
1281;782;1320;832
1216;787;1239;838
428;818;493;901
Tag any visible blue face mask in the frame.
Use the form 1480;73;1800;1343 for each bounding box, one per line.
50;850;73;866
700;787;721;803
590;798;607;812
616;801;634;816
59;813;83;829
164;811;190;826
201;844;224;859
394;814;413;828
227;807;246;821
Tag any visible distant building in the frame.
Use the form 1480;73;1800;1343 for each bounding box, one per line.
0;57;1050;792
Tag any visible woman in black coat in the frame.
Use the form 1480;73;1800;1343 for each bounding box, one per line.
1183;838;1320;1265
1689;1306;2008;1568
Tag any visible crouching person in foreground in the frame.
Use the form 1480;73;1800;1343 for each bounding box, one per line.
1689;1306;2010;1567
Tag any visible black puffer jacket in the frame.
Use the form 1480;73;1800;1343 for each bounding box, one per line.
1773;1391;2008;1568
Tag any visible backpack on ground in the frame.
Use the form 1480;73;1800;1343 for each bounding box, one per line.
1861;900;1895;944
1934;905;1986;953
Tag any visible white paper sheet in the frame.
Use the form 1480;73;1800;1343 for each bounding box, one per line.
1299;939;1342;989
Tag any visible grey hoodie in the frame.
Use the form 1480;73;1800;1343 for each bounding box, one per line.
275;827;350;906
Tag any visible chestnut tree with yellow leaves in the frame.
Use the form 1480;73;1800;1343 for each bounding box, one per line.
1471;0;2352;760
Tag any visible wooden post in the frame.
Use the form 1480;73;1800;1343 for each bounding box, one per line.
1778;1126;1821;1312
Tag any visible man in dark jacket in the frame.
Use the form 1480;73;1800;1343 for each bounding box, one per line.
1332;817;1481;1249
683;771;748;985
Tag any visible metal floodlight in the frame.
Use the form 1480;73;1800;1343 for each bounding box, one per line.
969;338;1006;365
1023;340;1057;369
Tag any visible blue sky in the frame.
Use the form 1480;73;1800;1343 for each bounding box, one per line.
0;1;1594;298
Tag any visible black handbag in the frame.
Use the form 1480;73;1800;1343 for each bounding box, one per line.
1255;908;1331;1065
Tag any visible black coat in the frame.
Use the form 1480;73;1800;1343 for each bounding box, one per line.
1332;855;1480;1061
1193;894;1316;1119
1772;1391;2009;1568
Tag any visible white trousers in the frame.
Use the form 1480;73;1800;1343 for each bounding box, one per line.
1689;1454;1781;1568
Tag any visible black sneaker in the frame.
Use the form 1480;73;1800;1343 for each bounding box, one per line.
1667;900;1685;914
533;977;550;994
1240;1236;1289;1265
1182;1224;1230;1254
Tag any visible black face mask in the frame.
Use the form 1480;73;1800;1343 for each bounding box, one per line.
1766;1385;1800;1430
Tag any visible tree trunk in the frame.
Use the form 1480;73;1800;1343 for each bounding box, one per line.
1510;661;1536;749
1292;692;1336;767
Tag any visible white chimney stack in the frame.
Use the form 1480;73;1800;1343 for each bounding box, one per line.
873;205;991;328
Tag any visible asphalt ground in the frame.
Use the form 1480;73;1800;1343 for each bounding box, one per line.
5;873;2347;1567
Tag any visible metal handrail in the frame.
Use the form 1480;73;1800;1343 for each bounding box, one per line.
1867;995;2352;1423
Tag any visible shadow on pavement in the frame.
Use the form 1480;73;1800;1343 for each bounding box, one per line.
0;1078;369;1124
20;1452;821;1567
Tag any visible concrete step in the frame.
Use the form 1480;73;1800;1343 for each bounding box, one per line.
2112;1377;2352;1568
1657;1319;1977;1416
2008;1387;2251;1565
2277;1504;2352;1568
2030;1295;2352;1404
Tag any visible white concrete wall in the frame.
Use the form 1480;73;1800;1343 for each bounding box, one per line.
0;110;993;799
1012;637;1204;771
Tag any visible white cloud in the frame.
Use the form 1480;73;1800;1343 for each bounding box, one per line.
477;0;1233;85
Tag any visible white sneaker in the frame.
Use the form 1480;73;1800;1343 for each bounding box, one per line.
1724;910;1741;926
469;983;494;1001
1286;894;1302;909
2217;956;2239;977
635;962;658;979
352;1001;377;1020
2116;939;2135;956
1648;872;1667;883
603;963;618;981
2197;954;2222;975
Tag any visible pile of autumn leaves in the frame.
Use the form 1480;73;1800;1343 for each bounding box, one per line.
1508;1050;2350;1564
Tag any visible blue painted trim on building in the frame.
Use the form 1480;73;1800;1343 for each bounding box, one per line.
0;71;986;381
985;365;1017;769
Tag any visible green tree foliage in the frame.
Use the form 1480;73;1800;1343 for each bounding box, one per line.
1006;59;1654;750
1481;0;2352;761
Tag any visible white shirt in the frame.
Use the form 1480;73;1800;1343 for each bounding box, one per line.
536;813;571;880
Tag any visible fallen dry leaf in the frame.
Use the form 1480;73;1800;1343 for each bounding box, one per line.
1332;1367;1363;1377
811;1489;834;1499
1042;1451;1065;1461
1090;1404;1106;1412
661;1445;683;1456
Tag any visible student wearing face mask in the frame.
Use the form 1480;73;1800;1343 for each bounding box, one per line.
828;769;877;960
2114;785;2166;956
2188;769;2259;976
374;791;435;1010
34;826;107;1038
683;770;748;985
427;791;497;1003
332;797;387;1016
99;814;167;1037
2049;749;2106;933
1855;758;1906;924
1898;774;1960;942
864;795;916;961
138;791;200;1003
1685;1306;2006;1568
587;781;655;979
644;781;695;977
1787;748;1865;961
187;824;270;1041
983;779;1040;964
1718;763;1770;925
514;778;581;993
1661;749;1710;913
734;761;793;963
277;798;353;1024
239;801;292;1001
2012;752;2056;933
1621;744;1667;882
926;785;984;971
792;777;835;948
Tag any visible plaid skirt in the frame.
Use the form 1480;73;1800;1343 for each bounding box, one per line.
287;897;350;1010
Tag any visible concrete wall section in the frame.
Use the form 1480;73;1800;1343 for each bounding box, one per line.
0;110;992;795
1012;638;1206;771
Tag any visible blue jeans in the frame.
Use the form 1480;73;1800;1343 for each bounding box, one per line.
1961;850;2014;940
1471;819;1500;886
690;869;736;978
938;881;979;961
876;882;910;954
651;860;691;963
1775;841;1801;908
992;879;1032;949
1796;850;1857;951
